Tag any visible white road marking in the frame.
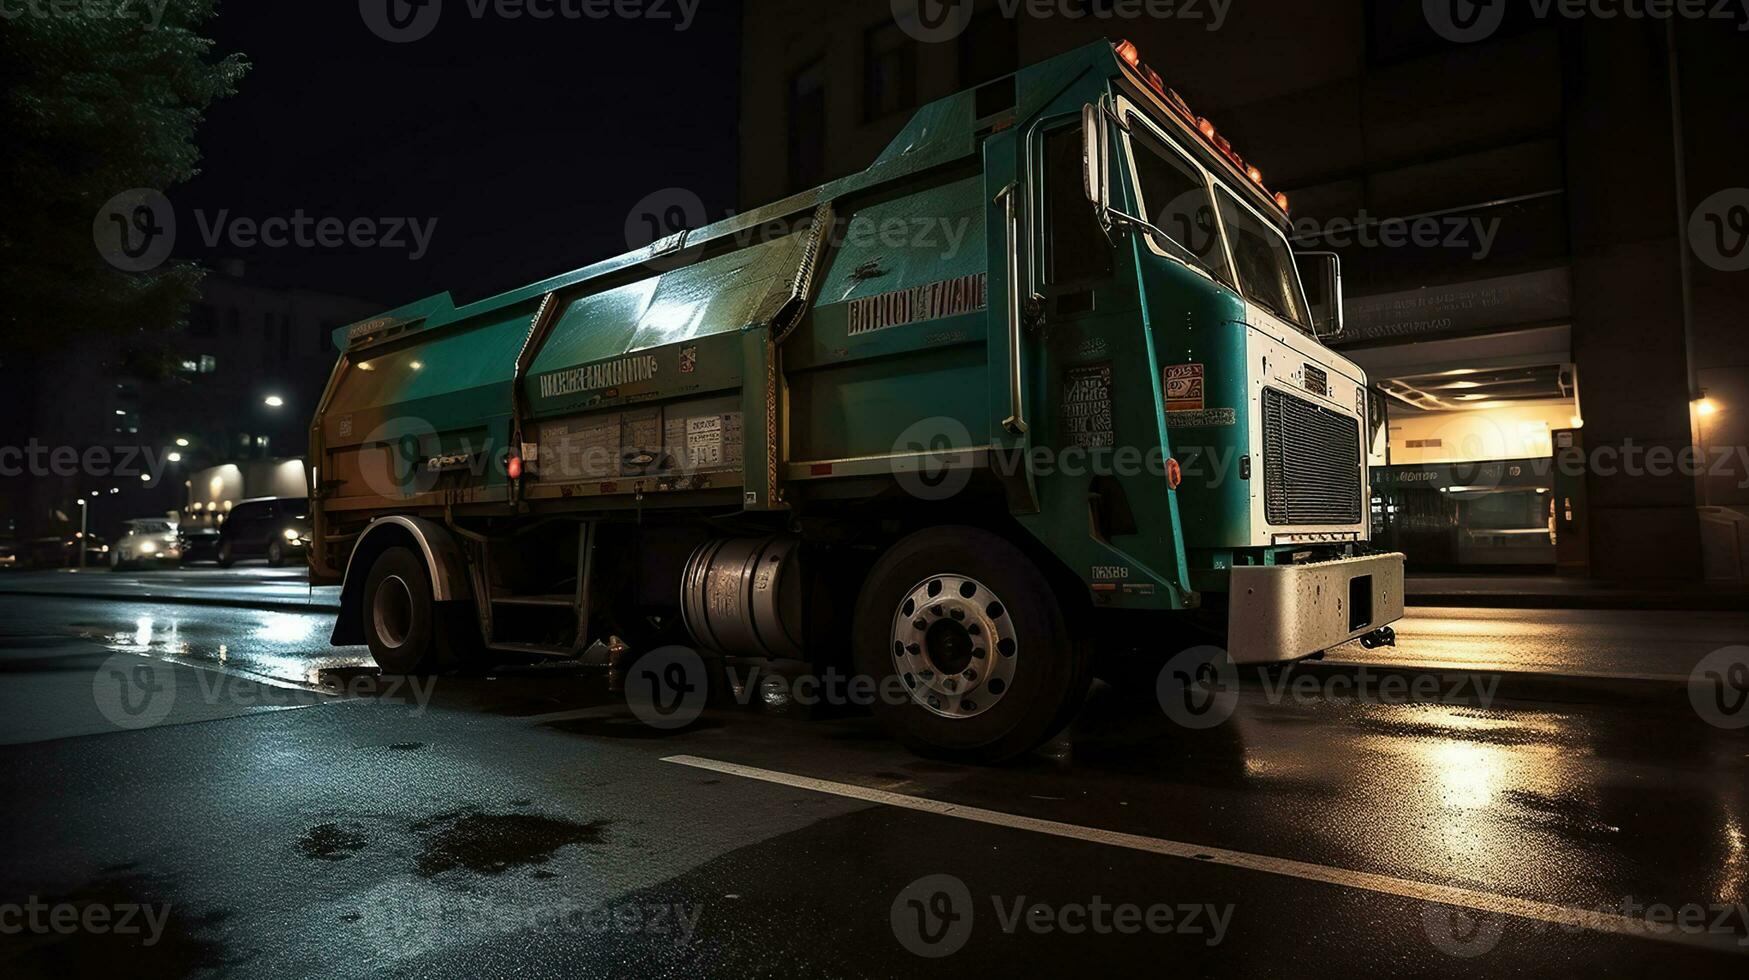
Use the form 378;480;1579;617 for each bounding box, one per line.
662;754;1748;955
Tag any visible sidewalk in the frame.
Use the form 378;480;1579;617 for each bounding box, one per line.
0;567;340;613
1303;602;1748;708
1406;572;1748;611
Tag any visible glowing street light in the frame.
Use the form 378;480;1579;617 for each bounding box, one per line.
264;395;285;408
74;497;89;570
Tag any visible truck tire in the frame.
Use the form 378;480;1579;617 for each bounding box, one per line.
852;526;1089;763
362;546;476;675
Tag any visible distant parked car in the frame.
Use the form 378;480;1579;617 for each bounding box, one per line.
111;519;181;570
218;497;311;568
0;541;16;568
30;535;108;568
178;526;223;565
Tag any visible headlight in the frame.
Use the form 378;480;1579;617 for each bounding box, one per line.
140;541;157;554
283;528;301;541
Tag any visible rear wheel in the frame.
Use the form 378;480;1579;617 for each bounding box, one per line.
362;546;478;675
852;526;1089;763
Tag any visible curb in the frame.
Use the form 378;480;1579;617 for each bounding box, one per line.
1243;659;1693;710
1406;592;1746;612
0;588;341;615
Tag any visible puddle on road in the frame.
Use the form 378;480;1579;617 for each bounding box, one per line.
298;823;371;862
410;806;608;878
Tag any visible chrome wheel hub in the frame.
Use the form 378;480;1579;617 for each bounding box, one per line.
890;574;1017;719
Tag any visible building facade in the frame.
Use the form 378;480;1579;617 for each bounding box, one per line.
739;0;1749;581
0;266;377;551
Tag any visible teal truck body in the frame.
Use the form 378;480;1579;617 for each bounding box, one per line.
311;39;1404;761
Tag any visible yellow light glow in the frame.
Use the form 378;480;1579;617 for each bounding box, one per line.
1695;398;1719;417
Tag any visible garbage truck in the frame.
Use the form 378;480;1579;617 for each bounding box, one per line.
310;38;1404;761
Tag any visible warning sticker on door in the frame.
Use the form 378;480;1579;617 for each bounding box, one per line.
1165;363;1205;412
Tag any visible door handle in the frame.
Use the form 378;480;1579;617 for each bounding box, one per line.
996;182;1029;437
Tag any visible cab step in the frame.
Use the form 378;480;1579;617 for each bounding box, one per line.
490;594;575;608
485;641;579;659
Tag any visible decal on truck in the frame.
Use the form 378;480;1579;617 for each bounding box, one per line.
538;354;660;399
1165;363;1205;412
1062;363;1115;450
846;272;987;336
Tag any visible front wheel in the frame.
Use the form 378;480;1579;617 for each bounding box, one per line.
852;526;1089;764
216;542;234;569
267;540;285;567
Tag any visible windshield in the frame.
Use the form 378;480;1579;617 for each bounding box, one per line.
1128;123;1232;286
1215;187;1312;330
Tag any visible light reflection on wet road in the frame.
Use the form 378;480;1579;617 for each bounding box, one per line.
66;600;370;690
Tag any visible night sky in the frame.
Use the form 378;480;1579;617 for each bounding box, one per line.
177;0;743;309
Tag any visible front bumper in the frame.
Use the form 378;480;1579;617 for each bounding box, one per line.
1226;552;1405;664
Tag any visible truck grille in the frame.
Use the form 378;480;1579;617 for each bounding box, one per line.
1261;387;1362;526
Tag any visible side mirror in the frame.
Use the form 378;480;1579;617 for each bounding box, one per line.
1293;250;1344;339
1082;102;1108;216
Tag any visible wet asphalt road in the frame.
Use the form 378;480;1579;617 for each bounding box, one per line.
0;593;1746;978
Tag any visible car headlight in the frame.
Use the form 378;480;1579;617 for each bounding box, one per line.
283;528;302;541
140;540;157;554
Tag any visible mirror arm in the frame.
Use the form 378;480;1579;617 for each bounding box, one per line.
1105;209;1175;246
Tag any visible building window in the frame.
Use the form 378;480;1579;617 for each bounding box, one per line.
863;21;917;122
959;7;1018;90
788;59;828;193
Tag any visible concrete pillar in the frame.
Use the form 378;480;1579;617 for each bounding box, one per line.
1564;19;1700;581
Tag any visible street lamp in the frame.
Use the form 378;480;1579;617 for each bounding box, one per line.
264;395;285;408
75;498;88;571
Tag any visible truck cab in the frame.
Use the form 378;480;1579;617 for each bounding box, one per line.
1035;42;1404;663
